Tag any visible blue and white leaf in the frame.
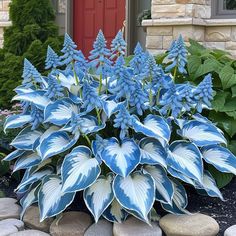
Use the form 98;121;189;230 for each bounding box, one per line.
3;149;26;161
61;146;100;193
44;98;79;126
139;137;167;168
84;174;114;222
167;141;203;183
132;114;171;143
144;165;174;205
101;138;141;177
179;121;227;147
201;145;236;175
38;175;76;221
113;171;155;222
103;199;128;223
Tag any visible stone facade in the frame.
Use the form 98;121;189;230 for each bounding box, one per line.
143;0;236;57
0;0;11;48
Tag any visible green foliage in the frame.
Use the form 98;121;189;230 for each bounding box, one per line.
0;152;10;177
0;0;63;109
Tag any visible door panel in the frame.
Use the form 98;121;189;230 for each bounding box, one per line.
73;0;125;57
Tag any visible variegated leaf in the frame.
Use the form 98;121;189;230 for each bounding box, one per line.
3;150;26;161
139;137;167;168
179;121;227;147
61;146;100;193
38;175;75;221
12;90;50;110
102;99;125;118
113;171;155;222
84;174;114;222
13;152;41;172
39;131;79;160
196;171;224;200
161;180;190;215
144;165;174;205
167;141;203;183
132;114;171;143
101;138;141;177
201;145;236;175
20;184;41;219
4;114;32;132
103;199;128;223
11;127;43;150
44;98;79;126
91;135;108;164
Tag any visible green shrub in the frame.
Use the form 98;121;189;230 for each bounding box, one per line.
0;0;63;109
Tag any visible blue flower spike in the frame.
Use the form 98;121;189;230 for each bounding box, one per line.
45;46;60;69
110;30;127;59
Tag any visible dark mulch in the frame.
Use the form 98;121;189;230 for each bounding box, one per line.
0;175;18;198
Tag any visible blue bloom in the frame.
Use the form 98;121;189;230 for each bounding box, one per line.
165;35;188;74
129;83;149;115
110;30;127;59
130;43;146;75
194;74;213;112
113;105;134;139
30;105;44;130
22;59;42;88
82;81;103;112
45;46;60;69
60;33;85;65
113;68;137;100
110;56;126;83
143;53;159;78
45;75;64;100
89;30;112;75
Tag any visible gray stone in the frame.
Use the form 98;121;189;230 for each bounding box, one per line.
0;218;24;230
23;206;53;232
224;225;236;236
113;216;162;236
84;219;113;236
0;198;22;220
50;211;93;236
159;213;219;236
0;225;18;236
10;230;50;236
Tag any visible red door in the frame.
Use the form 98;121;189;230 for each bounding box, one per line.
73;0;126;57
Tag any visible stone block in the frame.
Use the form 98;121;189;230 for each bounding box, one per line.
205;42;226;50
147;26;173;36
3;1;10;11
231;27;236;41
206;26;231;42
173;25;204;41
226;41;236;50
0;11;9;21
146;35;163;49
163;36;173;49
152;4;186;18
153;0;176;4
194;5;211;18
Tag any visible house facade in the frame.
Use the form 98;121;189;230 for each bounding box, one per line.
1;0;236;56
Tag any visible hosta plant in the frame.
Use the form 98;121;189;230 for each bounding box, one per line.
4;31;236;223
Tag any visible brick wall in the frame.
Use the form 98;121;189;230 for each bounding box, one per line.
143;0;236;57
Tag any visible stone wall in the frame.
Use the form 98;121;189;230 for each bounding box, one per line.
144;0;236;57
0;0;11;48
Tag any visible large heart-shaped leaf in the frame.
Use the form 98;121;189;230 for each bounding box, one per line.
4;115;33;131
61;146;100;193
167;141;203;183
38;175;75;221
12;90;50;110
132;114;171;143
11;127;43;150
84;174;114;222
201;145;236;175
179;120;227;147
103;199;128;223
101;138;141;177
144;165;174;205
39;131;79;160
44;98;79;126
113;171;155;222
139;137;167;168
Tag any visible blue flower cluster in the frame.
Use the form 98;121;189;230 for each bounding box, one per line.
110;30;127;59
45;46;60;70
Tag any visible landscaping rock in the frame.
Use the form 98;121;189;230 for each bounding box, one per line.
84;219;113;236
0;198;21;220
23;206;53;232
10;230;50;236
50;211;93;236
224;225;236;236
113;216;162;236
0;218;24;230
0;225;18;236
159;213;219;236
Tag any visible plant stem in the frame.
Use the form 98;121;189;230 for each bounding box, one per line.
149;76;153;105
96;108;101;125
173;67;177;81
98;74;102;95
83;134;91;146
